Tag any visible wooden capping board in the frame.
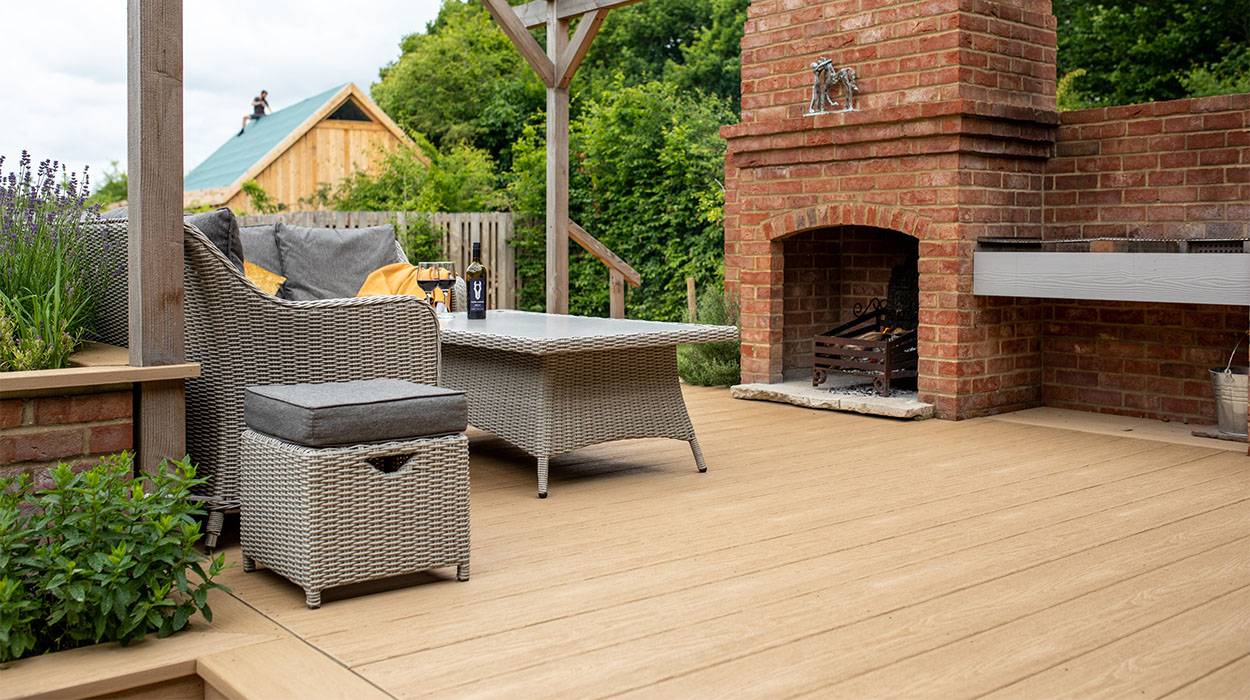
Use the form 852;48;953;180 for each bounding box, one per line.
569;219;642;286
0;341;199;395
0;631;273;700
973;251;1250;305
514;0;644;28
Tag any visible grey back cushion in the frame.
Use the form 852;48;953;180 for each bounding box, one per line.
239;224;282;274
186;208;245;271
97;207;245;271
274;222;398;300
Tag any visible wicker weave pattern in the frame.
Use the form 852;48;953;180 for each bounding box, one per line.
440;312;738;356
239;430;470;608
442;343;706;496
85;220;445;513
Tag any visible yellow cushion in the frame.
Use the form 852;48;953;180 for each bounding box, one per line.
357;262;428;300
244;261;287;296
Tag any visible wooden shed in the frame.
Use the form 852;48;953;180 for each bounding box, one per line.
183;83;409;211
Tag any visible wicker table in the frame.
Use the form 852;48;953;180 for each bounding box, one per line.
438;310;738;497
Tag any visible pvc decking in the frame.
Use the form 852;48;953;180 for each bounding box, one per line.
216;385;1249;699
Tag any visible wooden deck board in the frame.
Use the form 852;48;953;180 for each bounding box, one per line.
216;386;1249;699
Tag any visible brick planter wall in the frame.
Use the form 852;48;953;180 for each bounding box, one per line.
0;388;134;488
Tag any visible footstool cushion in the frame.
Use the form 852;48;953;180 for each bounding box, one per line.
244;378;467;447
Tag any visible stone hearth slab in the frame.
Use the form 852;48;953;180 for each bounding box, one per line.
730;379;935;420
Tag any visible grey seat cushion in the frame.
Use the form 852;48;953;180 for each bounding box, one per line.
243;379;467;447
239;224;282;274
186;208;245;272
274;222;398;300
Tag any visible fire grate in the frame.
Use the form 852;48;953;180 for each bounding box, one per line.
813;259;919;397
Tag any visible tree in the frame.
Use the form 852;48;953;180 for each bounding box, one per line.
1054;0;1250;107
507;80;730;320
371;1;544;171
327;134;506;213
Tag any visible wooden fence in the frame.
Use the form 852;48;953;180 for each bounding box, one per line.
237;211;517;310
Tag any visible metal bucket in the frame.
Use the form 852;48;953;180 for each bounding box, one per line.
1210;366;1248;436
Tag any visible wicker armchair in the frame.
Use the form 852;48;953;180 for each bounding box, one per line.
89;218;448;546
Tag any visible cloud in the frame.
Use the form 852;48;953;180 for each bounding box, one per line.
0;0;443;187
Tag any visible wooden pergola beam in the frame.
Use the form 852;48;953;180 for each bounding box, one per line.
486;0;645;314
569;219;641;286
482;0;555;87
513;0;643;29
558;9;605;88
127;0;186;474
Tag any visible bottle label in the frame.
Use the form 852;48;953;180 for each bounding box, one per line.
469;278;486;317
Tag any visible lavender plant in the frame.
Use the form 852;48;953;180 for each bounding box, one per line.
0;151;112;371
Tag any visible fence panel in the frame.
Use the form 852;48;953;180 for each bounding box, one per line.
236;211;517;310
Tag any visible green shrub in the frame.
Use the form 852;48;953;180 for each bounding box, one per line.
0;152;112;372
0;454;229;662
677;286;740;386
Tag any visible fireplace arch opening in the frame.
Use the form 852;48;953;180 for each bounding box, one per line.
782;226;920;393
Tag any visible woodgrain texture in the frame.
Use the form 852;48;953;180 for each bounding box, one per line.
186;84;409;212
973;252;1250;305
208;387;1250;699
513;0;645;28
568;219;641;286
546;7;571;314
127;0;186;474
558;9;605;88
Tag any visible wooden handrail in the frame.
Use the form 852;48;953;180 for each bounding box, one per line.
568;219;641;318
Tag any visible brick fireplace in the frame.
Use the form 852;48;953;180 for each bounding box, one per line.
722;0;1249;422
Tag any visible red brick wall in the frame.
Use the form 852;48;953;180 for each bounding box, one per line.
726;0;1058;418
725;0;1250;424
1045;94;1249;240
1043;303;1248;424
0;389;134;489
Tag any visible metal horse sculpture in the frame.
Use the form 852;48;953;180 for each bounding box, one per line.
807;58;859;114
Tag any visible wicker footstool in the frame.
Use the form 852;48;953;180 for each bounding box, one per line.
239;379;471;609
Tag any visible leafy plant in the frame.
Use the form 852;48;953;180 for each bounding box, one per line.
0;151;113;371
677;285;740;386
240;179;285;215
0;453;229;662
327;134;506;213
395;214;445;263
506;79;730;320
1054;0;1250;106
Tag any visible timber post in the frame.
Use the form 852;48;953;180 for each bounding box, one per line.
127;0;186;474
546;3;571;314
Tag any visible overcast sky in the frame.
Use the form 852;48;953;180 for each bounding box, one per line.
0;1;444;188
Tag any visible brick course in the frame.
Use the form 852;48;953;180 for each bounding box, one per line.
1043;302;1247;424
1046;95;1250;240
0;388;134;485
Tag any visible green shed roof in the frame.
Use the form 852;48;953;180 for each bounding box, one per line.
184;84;347;192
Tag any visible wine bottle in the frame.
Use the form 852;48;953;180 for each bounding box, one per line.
466;241;487;319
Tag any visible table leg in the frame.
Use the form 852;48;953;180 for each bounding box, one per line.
538;456;549;498
689;437;708;473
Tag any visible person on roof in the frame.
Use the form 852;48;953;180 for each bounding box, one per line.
238;90;270;136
